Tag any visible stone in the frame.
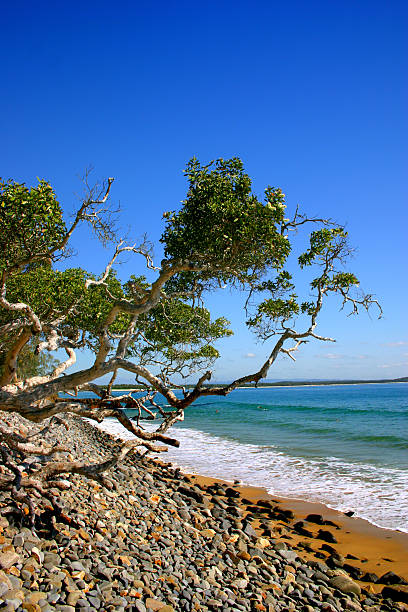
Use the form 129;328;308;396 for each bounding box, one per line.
329;575;361;596
22;604;42;612
26;592;47;605
67;591;83;606
200;529;216;538
317;529;338;543
145;598;166;610
13;534;25;548
381;585;408;603
30;547;44;564
279;550;298;563
361;572;379;583
0;551;20;569
243;522;257;538
43;552;61;568
305;513;324;524
378;571;408;585
231;578;248;589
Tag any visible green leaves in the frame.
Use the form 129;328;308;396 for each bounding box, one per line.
298;227;346;268
129;298;232;369
160;158;291;286
0;161;370;386
0;179;66;271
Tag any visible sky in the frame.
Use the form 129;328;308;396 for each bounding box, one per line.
1;0;407;382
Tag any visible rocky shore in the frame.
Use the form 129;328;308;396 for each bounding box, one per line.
0;413;407;612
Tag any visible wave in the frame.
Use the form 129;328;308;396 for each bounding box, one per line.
93;419;408;533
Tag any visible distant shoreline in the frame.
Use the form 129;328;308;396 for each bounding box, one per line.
110;377;407;392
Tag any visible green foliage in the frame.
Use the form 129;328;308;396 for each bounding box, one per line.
0;158;367;384
0;179;66;271
298;227;346;268
1;266;126;342
161;158;291;285
128;298;232;372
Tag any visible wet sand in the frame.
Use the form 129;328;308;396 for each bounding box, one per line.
186;472;408;593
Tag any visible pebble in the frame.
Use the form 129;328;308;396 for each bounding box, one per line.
0;412;399;612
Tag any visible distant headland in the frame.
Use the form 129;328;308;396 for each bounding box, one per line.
110;376;408;391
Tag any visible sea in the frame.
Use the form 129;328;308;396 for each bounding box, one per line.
90;382;408;533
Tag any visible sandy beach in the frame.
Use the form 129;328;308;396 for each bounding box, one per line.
189;473;408;589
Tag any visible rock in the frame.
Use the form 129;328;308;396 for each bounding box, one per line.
293;521;314;538
279;550;298;563
22;604;42;612
382;584;408;603
67;591;83;606
305;513;324;524
378;571;408;585
231;578;248;589
225;487;240;498
13;534;25;548
316;529;338;543
329;575;361;596
30;546;43;563
237;551;251;561
342;563;362;579
361;572;379;583
0;570;13;591
243;522;257;538
43;552;61;568
200;529;216;538
70;561;86;572
0;551;20;569
283;571;296;584
25;592;46;605
177;485;204;504
145;598;166;610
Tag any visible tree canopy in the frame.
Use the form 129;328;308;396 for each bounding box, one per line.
0;159;381;523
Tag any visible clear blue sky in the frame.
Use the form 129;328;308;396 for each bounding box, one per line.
2;0;407;381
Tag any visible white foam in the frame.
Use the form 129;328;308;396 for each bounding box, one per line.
93;419;408;533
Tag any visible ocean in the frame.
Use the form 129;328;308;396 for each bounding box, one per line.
91;382;408;533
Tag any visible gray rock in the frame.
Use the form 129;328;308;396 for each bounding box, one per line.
279;549;298;563
329;575;361;596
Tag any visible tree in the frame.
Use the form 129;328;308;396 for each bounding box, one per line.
0;159;381;523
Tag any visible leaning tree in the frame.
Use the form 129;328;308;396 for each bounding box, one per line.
0;158;380;522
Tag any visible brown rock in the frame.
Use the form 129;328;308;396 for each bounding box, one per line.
200;528;216;538
67;591;83;606
22;604;42;612
237;551;251;561
25;592;46;605
145;598;166;610
0;551;20;569
77;527;91;541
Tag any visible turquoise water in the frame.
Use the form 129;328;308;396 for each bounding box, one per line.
174;383;408;470
93;382;408;532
